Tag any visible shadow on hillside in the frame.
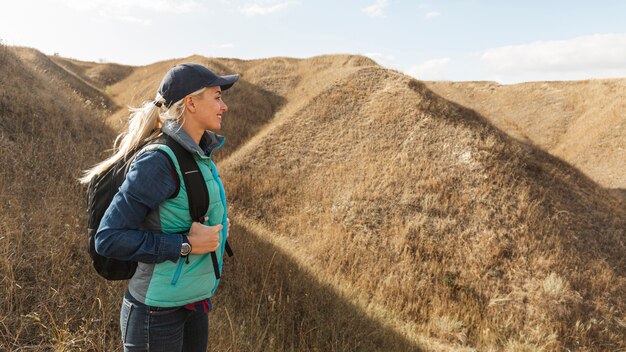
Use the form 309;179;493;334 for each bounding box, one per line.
408;79;545;149
217;223;422;352
408;79;621;198
611;188;626;204
210;61;287;162
409;78;626;272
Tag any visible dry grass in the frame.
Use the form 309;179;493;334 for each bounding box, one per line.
49;56;134;90
1;43;625;351
425;80;626;193
221;65;626;350
0;45;419;351
11;47;118;112
0;44;120;350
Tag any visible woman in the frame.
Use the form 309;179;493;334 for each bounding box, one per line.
81;62;239;351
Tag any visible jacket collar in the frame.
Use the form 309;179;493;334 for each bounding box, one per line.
161;119;225;158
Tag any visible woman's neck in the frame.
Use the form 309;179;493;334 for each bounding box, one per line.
180;119;204;145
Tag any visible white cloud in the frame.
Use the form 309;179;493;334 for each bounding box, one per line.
416;4;441;20
217;43;235;49
117;15;152;26
55;0;203;23
482;33;626;80
424;11;440;19
239;0;296;16
405;57;451;80
362;0;388;18
57;0;202;13
143;0;201;13
364;52;397;68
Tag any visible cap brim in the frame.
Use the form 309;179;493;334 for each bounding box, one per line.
213;74;239;91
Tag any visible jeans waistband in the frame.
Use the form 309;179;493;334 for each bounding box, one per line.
124;290;181;311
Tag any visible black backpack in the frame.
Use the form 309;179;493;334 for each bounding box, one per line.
87;133;232;281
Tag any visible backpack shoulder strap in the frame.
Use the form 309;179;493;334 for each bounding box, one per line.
152;133;232;279
154;134;209;219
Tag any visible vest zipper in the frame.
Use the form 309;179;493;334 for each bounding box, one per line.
171;259;185;285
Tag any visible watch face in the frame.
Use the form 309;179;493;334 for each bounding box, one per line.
181;243;192;256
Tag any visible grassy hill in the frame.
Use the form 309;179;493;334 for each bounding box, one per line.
219;62;626;350
0;44;116;350
1;43;625;351
49;56;133;90
425;80;626;194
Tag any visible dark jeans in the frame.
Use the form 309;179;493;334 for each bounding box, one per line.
120;291;208;352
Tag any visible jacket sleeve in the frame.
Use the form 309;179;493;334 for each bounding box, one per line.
95;150;182;263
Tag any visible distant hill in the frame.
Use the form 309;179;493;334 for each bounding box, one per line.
49;56;133;89
425;80;626;194
11;47;118;111
1;44;625;351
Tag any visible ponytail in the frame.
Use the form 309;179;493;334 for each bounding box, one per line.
80;88;204;184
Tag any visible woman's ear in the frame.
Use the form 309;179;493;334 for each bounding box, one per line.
184;96;196;112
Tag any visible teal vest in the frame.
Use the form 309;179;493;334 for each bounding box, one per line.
134;144;228;307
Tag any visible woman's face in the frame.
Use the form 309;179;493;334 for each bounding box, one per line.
190;86;228;132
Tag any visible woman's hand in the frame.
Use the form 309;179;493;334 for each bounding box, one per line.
188;217;222;254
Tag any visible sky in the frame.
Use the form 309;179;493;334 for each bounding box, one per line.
2;0;626;83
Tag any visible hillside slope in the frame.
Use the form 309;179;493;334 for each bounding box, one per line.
49;56;134;90
425;80;626;191
0;45;117;350
221;63;626;350
1;46;417;351
11;47;118;111
2;45;625;351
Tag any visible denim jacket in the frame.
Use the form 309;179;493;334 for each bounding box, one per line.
95;121;224;265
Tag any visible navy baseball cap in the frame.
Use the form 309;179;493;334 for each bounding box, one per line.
157;63;239;108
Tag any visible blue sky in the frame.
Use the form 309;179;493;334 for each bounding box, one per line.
2;0;626;83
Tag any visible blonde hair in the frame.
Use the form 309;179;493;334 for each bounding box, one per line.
80;88;206;184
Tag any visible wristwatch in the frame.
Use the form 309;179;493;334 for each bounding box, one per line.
181;236;192;256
